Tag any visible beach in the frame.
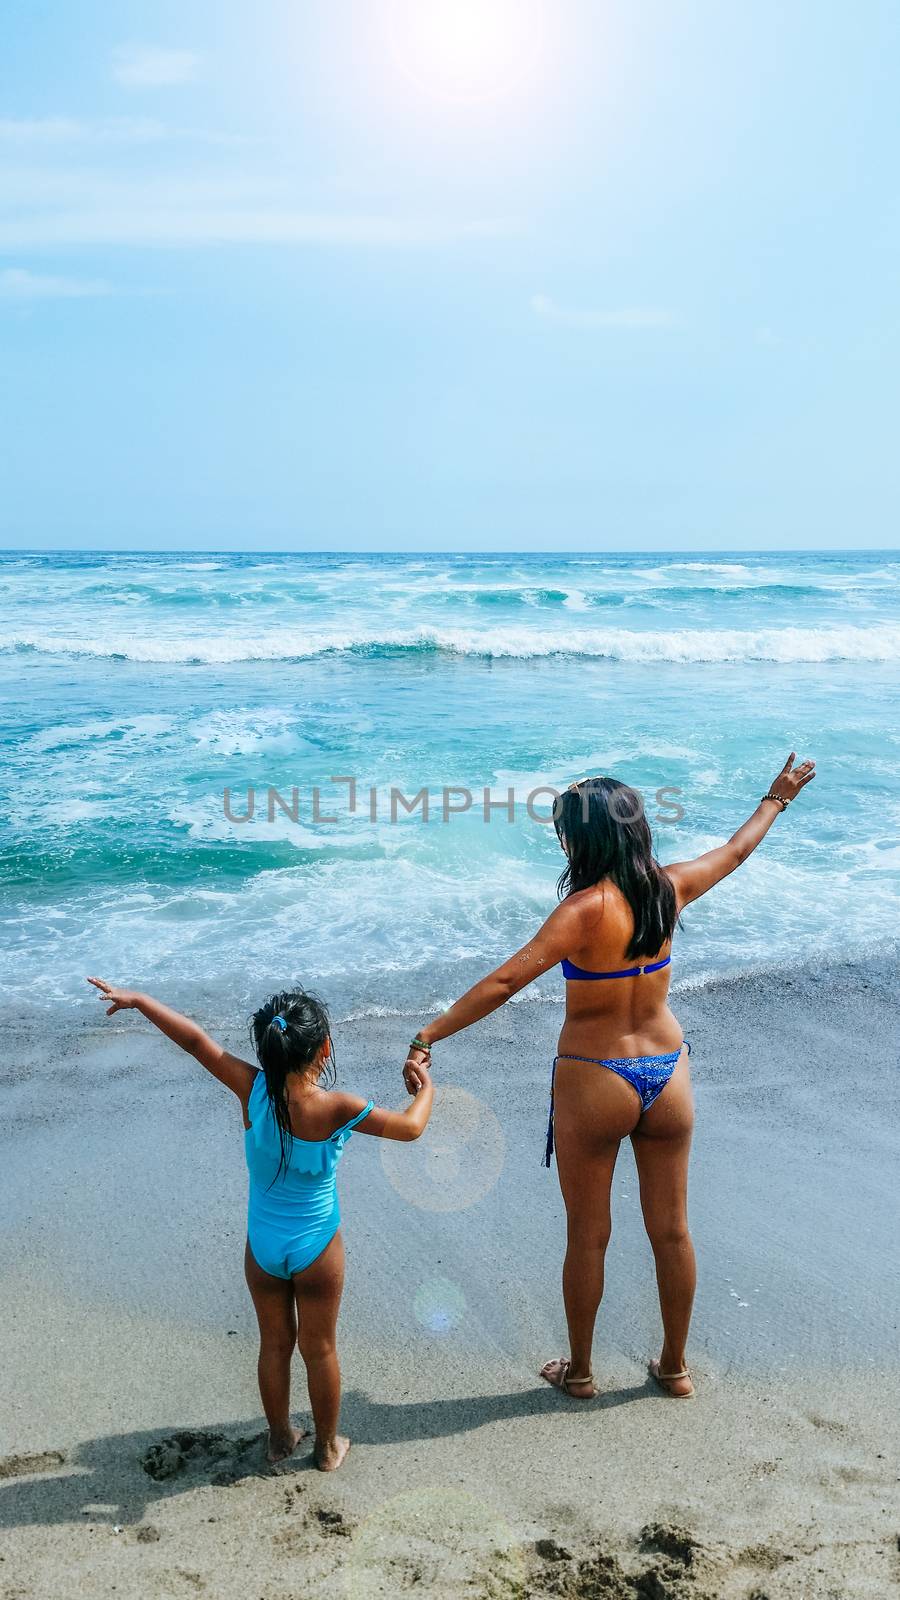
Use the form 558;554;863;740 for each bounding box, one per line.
6;0;900;1585
2;954;898;1598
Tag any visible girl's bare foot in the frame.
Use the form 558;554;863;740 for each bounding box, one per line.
315;1434;351;1472
267;1425;306;1464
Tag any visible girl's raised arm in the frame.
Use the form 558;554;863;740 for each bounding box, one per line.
664;752;815;911
86;977;257;1104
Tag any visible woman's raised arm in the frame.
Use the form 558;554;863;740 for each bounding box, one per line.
664;751;815;911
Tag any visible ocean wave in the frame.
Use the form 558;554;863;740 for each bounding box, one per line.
4;577;873;611
5;621;900;665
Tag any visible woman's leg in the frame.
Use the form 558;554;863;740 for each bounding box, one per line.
631;1049;696;1395
546;1062;641;1393
243;1240;305;1462
292;1231;349;1471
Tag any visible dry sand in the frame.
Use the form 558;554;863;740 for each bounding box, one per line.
1;956;899;1598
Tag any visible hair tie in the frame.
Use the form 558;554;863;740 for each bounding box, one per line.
272;1014;288;1032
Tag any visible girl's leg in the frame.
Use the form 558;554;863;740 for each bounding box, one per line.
243;1240;305;1462
292;1231;348;1471
631;1050;696;1395
546;1062;640;1393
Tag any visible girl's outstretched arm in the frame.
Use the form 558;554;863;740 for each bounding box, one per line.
86;977;257;1103
351;1069;435;1142
664;751;816;910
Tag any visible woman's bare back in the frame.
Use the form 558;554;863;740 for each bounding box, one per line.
557;879;683;1061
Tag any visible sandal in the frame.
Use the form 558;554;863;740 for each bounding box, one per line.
648;1358;694;1398
539;1357;597;1399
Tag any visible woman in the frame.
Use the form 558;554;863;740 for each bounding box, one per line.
403;753;815;1399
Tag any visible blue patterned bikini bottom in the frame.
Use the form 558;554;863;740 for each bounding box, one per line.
543;1041;690;1167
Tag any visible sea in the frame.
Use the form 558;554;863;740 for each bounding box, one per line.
3;549;899;1030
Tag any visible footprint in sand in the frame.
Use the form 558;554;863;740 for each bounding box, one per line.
275;1507;354;1557
640;1522;700;1567
316;1507;353;1537
807;1411;850;1435
141;1429;268;1484
0;1449;66;1480
737;1542;793;1572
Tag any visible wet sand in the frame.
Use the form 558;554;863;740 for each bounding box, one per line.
1;956;899;1598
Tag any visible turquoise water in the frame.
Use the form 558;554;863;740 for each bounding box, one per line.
3;550;899;1025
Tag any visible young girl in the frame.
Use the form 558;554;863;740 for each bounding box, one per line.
87;977;433;1471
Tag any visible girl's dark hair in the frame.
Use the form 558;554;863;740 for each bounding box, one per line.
250;988;334;1180
554;777;678;959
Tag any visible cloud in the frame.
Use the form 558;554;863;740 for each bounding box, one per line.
0;121;512;252
0;211;508;248
0;169;511;248
0;116;170;146
0;267;113;300
531;293;676;330
0;116;245;149
112;44;201;89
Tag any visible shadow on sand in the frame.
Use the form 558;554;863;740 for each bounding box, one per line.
0;1377;654;1529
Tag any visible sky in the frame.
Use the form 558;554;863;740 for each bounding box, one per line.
1;0;898;553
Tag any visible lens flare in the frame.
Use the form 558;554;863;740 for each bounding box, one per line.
413;1276;467;1333
380;1084;505;1212
345;1488;524;1600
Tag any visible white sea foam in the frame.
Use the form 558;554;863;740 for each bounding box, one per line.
167;798;358;849
646;561;758;579
5;836;897;1025
186;709;308;758
28;714;174;751
5;620;900;664
33;798;108;825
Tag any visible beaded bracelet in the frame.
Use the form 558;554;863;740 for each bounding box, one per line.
761;792;790;810
409;1035;432;1053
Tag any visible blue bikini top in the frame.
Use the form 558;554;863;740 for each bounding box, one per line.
561;954;672;981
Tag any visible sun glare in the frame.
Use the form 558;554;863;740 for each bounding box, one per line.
385;0;546;105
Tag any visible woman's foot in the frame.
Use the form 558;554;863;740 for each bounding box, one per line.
539;1357;597;1399
648;1357;694;1398
315;1434;351;1472
266;1424;306;1465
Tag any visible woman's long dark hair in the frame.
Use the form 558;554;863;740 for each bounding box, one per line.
554;777;678;959
250;988;334;1180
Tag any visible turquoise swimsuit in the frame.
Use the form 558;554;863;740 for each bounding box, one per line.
244;1071;374;1279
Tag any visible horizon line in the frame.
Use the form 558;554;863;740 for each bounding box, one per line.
0;545;896;558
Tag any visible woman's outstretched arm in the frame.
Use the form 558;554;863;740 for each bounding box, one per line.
402;897;579;1088
86;977;257;1103
664;751;816;910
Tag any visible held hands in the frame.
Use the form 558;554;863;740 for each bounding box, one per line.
403;1046;431;1096
86;976;141;1015
766;751;816;807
